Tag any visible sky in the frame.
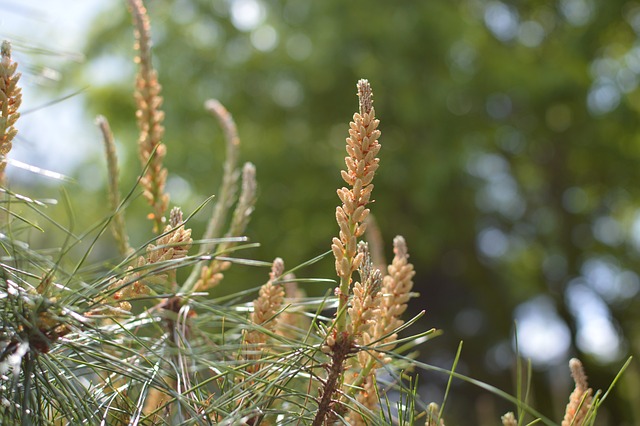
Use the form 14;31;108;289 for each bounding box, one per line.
0;0;110;182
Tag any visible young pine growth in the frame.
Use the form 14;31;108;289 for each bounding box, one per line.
129;0;169;232
318;79;418;426
315;80;383;426
375;235;416;359
242;257;285;375
562;358;593;426
331;79;381;332
345;237;416;424
501;412;517;426
425;402;446;426
0;40;21;183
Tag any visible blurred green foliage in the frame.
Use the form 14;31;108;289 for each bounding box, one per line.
22;0;640;423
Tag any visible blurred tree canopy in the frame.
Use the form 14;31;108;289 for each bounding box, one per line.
32;0;640;423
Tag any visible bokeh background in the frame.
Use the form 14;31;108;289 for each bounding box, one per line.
3;0;640;424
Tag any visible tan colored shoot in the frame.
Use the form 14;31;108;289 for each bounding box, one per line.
128;0;169;232
332;78;381;333
316;80;382;426
242;257;285;374
195;258;230;293
346;238;415;422
562;358;593;426
347;243;381;342
349;237;415;367
146;207;193;266
501;412;517;426
425;402;445;426
96;115;131;256
0;40;22;183
375;235;416;358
